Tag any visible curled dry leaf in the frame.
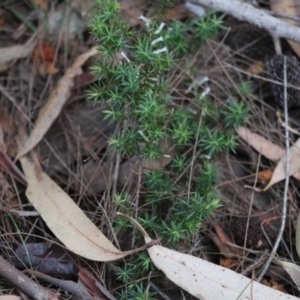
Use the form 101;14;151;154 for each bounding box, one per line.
31;42;59;75
220;257;240;269
258;169;273;185
236;126;285;161
16;46;98;160
120;214;298;300
270;0;300;58
261;278;286;293
211;223;241;258
78;269;117;300
264;137;300;190
143;137;175;171
19;153;138;261
237;126;300;186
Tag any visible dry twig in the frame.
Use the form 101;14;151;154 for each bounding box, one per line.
191;0;300;43
28;270;95;300
257;56;290;282
0;256;59;300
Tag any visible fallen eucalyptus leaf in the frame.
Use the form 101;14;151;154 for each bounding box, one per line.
264;137;300;190
19;153;141;261
119;214;298;300
16;46;98;160
236;126;285;161
237;126;300;186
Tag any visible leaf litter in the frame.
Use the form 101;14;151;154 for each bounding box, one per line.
19;149;151;261
120;214;300;300
16;46;98;160
237;126;300;186
1;0;300;299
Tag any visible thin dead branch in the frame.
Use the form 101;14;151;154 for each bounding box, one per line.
257;56;290;282
28;270;101;300
0;256;59;300
191;0;300;43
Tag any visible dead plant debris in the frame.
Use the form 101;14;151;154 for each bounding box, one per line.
1;0;300;299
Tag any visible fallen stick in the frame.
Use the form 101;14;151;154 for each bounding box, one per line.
190;0;300;43
0;256;59;300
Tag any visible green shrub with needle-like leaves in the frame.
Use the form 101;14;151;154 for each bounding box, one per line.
88;0;250;298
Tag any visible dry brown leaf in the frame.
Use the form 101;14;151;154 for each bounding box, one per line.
261;278;286;293
237;126;300;185
143;137;175;170
19;153;136;261
78;269;117;300
31;42;59;75
258;169;273;185
212;223;241;257
122;214;298;300
246;60;265;75
213;223;233;245
220;257;240;269
16;47;98;160
34;0;48;11
264;137;300;190
120;0;147;26
236;126;285;160
163;3;190;20
270;0;300;58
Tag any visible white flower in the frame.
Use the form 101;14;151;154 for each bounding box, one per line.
139;15;151;28
121;51;131;62
200;87;211;99
153;46;168;54
154;22;166;34
151;36;164;45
